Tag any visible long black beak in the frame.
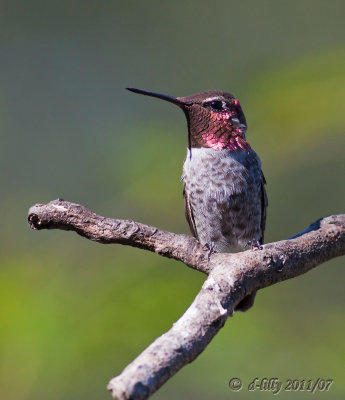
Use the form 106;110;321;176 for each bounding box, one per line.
126;88;188;108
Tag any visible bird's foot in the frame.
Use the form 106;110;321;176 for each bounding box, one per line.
202;241;216;261
247;239;263;251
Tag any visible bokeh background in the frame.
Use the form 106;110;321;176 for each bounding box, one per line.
0;1;344;399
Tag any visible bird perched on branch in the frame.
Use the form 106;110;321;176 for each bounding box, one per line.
127;88;267;312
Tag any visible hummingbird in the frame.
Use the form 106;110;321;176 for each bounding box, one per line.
127;88;268;312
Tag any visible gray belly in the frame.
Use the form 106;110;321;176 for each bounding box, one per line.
182;147;263;253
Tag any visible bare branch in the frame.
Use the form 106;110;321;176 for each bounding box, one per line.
28;199;209;274
27;199;345;400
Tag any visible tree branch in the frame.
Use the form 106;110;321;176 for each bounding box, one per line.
28;199;209;274
27;199;345;400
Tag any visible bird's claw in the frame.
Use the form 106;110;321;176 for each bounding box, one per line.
203;241;216;261
247;239;263;250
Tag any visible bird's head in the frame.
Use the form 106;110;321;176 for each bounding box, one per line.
127;88;250;152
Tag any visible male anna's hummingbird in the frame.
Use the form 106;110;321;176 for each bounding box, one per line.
127;88;268;311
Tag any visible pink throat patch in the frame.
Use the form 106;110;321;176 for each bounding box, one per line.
201;111;251;152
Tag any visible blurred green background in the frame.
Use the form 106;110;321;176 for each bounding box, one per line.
0;1;344;399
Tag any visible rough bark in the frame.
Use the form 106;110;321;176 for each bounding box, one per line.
28;199;345;400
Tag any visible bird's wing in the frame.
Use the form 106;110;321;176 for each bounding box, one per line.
259;170;268;244
183;184;198;238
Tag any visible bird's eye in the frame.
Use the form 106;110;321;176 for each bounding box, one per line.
204;100;224;112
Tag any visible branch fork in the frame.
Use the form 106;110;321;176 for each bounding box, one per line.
28;199;345;400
